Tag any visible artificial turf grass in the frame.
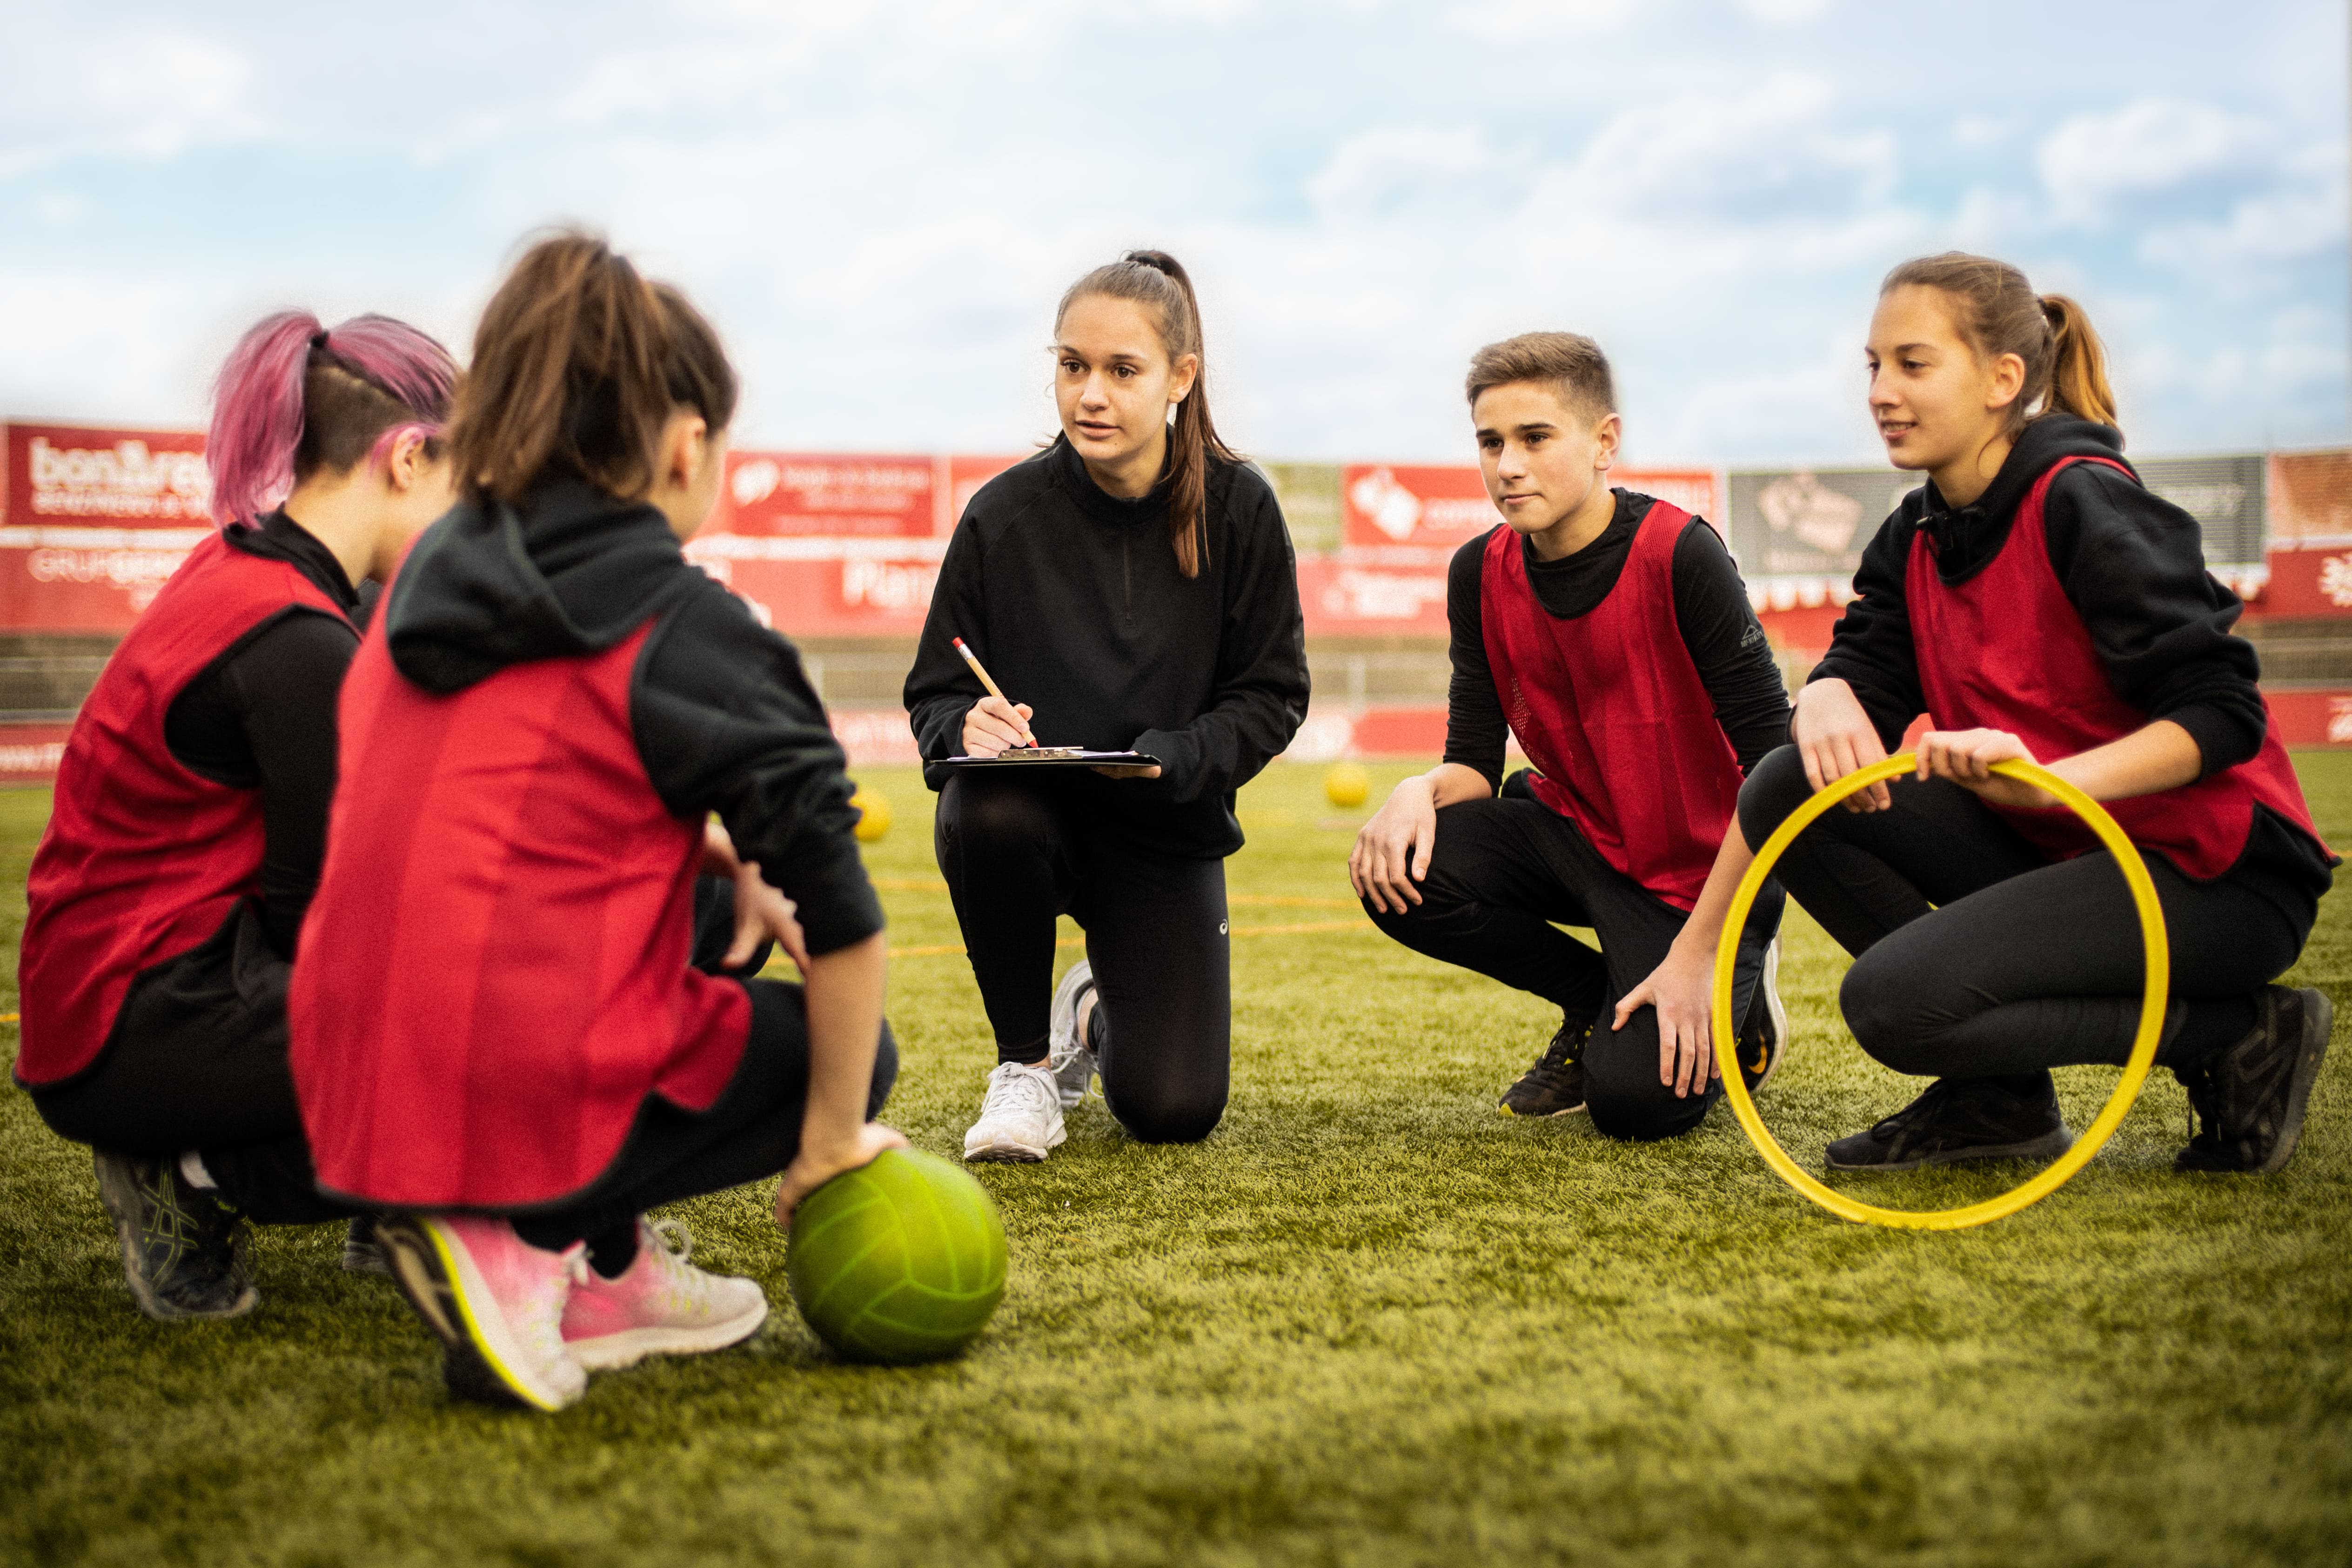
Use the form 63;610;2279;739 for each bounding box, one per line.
0;762;2346;1566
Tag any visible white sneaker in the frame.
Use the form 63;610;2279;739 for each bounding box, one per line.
1047;960;1099;1110
963;1060;1067;1162
376;1213;589;1412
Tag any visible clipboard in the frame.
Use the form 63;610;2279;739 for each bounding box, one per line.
940;748;1161;769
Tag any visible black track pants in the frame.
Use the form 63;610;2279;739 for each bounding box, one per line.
934;772;1230;1145
1363;791;1784;1142
32;878;776;1226
1736;745;2315;1085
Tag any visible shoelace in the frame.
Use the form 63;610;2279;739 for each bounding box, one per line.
983;1063;1059;1119
641;1218;716;1312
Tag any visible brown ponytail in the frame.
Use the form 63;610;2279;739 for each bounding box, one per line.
1055;249;1239;578
1881;252;2120;435
447;229;738;505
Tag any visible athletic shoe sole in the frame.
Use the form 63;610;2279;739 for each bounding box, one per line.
341;1217;393;1277
1497;1098;1587;1119
1747;938;1791;1095
92;1153;258;1323
374;1217;581;1413
2257;988;2333;1175
1824;1125;2076;1173
567;1296;771;1372
962;1121;1069;1162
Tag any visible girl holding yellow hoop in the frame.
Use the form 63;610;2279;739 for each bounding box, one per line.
1619;253;2335;1178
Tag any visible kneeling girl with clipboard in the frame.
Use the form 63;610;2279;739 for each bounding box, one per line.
905;251;1309;1162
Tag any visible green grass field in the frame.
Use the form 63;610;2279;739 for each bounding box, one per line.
3;758;2349;1567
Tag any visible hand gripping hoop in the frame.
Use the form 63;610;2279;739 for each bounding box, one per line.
1710;753;2169;1230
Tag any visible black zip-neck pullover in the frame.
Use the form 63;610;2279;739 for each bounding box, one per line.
904;436;1310;859
1811;415;2332;894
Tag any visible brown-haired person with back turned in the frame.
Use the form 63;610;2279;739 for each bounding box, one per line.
290;232;902;1412
904;251;1308;1164
1352;333;1793;1141
1643;253;2334;1178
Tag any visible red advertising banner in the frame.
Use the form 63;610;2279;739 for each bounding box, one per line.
710;450;935;537
1;422;212;630
2261;546;2352;619
1341;463;1719;551
683;452;1031;638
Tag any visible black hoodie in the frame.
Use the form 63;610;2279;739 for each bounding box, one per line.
903;438;1310;860
383;478;884;956
1811;415;2331;891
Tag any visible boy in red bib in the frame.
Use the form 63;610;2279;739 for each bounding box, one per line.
1352;334;1791;1140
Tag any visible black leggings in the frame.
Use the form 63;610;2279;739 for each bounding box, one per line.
32;879;786;1227
514;981;897;1255
1736;745;2315;1085
1364;787;1783;1142
934;772;1229;1144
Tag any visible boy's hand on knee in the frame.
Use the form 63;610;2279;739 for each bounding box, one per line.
1615;946;1719;1099
774;1121;909;1228
1350;777;1437;915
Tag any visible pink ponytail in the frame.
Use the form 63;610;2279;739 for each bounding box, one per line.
206;310;459;527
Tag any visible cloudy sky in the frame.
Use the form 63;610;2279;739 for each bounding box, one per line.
1;0;2343;468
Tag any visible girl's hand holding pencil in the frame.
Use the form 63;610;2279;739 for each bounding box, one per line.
953;636;1039;753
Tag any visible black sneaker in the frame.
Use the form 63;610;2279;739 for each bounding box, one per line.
2175;985;2334;1174
342;1215;393;1276
91;1150;259;1321
1738;937;1790;1094
1824;1077;2075;1172
1499;1018;1590;1117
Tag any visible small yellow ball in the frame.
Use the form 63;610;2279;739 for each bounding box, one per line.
1324;762;1370;809
850;786;892;843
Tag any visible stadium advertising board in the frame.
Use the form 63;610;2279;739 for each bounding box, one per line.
0;422;211;631
2262;451;2352;619
684;451;1026;637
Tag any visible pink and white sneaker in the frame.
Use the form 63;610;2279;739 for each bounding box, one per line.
375;1214;589;1413
560;1218;769;1371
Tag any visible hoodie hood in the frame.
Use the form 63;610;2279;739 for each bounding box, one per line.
1917;415;2131;584
385;477;701;693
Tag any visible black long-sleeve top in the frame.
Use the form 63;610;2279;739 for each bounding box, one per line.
163;509;360;957
1443;491;1793;788
384;477;884;955
1812;414;2332;891
905;437;1310;859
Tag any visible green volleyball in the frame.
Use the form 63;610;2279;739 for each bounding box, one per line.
785;1148;1008;1364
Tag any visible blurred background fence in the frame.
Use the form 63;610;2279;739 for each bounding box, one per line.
8;419;2352;776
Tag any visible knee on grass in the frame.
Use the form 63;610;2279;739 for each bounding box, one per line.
1103;1085;1226;1146
1581;1055;1710;1144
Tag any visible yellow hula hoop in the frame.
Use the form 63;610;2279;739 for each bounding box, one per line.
1710;753;2169;1230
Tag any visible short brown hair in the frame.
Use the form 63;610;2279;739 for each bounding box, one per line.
447;229;738;505
1466;332;1616;422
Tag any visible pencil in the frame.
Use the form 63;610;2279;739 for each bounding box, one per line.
951;637;1037;747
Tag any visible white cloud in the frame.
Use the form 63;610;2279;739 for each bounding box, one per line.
2037;96;2272;224
1447;0;1637;41
0;27;263;175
